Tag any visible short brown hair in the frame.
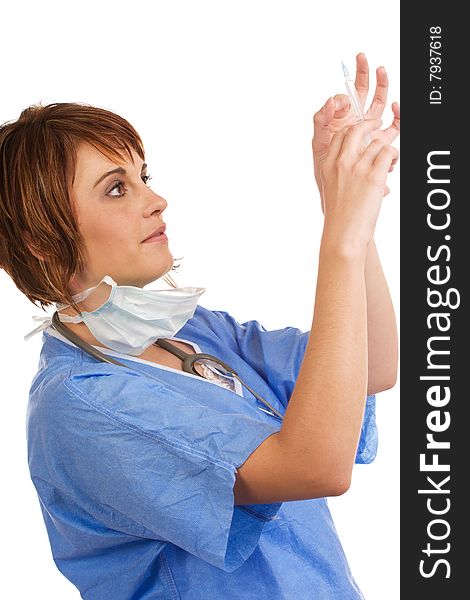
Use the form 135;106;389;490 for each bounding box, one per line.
0;101;176;316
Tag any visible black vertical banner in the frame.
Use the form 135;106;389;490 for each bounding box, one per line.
401;4;467;597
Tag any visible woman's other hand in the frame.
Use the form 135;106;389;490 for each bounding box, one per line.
312;52;400;214
318;117;399;256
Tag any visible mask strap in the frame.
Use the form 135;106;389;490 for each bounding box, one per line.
72;275;116;303
55;275;118;311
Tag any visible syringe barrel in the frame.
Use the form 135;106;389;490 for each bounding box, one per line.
344;78;364;123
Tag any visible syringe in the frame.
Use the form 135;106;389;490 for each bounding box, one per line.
341;60;371;145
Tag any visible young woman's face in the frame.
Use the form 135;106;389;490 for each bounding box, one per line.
68;142;174;295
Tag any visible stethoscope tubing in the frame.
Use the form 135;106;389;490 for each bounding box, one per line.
51;312;284;421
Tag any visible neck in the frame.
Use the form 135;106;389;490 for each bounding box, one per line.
60;279;113;318
57;319;109;350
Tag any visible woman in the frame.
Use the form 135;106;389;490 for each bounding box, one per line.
0;53;399;599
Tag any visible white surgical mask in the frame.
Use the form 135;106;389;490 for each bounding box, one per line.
25;275;206;356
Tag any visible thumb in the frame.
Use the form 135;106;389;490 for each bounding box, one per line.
312;97;336;148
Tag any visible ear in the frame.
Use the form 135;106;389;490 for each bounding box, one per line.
22;231;46;261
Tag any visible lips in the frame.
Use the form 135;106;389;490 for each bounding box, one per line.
142;224;166;242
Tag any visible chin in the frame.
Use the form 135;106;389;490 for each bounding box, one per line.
144;263;175;287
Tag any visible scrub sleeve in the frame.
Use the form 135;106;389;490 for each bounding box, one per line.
209;310;379;465
60;365;283;573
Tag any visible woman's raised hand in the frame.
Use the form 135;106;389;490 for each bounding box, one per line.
318;116;399;256
312;52;400;215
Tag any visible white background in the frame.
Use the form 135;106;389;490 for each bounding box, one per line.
0;1;399;598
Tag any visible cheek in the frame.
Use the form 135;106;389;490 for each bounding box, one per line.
76;197;142;249
83;216;138;251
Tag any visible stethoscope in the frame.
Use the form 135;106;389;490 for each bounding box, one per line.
51;312;284;421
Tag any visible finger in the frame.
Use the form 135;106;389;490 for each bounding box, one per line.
354;53;369;106
389;150;399;171
326;117;376;164
332;93;351;118
379;102;400;145
312;96;336;149
359;139;386;170
372;145;400;176
384;185;390;196
340;117;383;158
325;124;351;162
366;66;389;118
361;139;400;173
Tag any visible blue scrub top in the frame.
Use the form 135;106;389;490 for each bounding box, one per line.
26;304;378;599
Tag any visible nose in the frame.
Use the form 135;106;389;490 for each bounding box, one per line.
143;190;168;217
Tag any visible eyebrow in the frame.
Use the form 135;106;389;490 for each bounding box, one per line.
93;162;147;188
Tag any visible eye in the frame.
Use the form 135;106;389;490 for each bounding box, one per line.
107;173;153;198
107;180;126;198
